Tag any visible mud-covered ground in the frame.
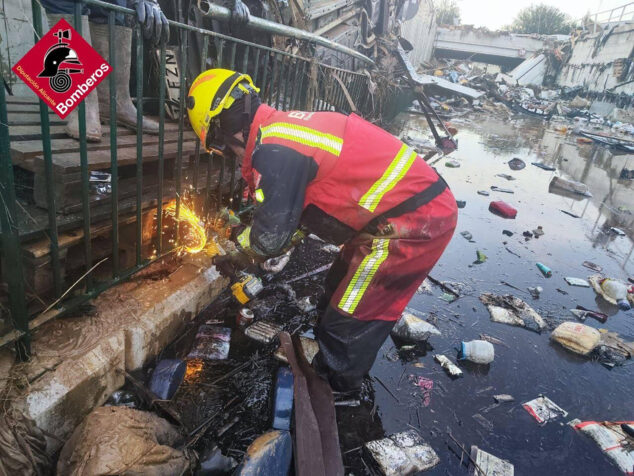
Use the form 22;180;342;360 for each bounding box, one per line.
136;113;633;475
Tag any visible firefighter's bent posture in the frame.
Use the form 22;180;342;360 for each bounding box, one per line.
188;69;458;393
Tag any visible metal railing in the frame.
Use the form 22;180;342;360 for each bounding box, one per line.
0;0;373;358
580;2;634;32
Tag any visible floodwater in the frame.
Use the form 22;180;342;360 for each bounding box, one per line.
348;113;633;475
154;112;633;475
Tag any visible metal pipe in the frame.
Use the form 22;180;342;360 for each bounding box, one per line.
193;35;210;193
0;55;30;359
108;11;120;277
174;29;189;247
198;2;374;65
75;3;93;289
157;40;167;254
32;0;62;297
135;24;144;265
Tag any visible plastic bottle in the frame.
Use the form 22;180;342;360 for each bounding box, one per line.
600;279;632;311
459;340;495;364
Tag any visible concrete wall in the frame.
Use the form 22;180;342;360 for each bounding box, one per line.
1;0;43;97
556;23;634;94
434;27;549;63
400;0;436;66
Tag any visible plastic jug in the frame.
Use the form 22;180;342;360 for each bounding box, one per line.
600;279;632;311
459;340;495;364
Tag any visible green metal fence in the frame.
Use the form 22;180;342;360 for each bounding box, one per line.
0;0;372;358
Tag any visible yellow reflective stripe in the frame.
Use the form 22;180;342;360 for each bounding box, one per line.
237;227;251;249
260;122;343;156
359;144;418;212
338;239;390;314
254;188;265;203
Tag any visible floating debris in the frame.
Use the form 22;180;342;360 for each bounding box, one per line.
531;162;556;171
572;421;634;474
364;430;440;476
570;306;608;323
564;277;590;287
434;354;463;377
494;394;515;403
461;231;474;241
549;177;592;197
391;311;441;342
527;286;543;299
502;230;514;237
582;261;602;273
410;376;434;407
459;340;495;364
522;396;568;424
551;322;601;356
536;262;552;278
477;190;490;196
480;293;546;332
489;201;517;219
560;209;580;218
470;446;515;476
446;159;461;168
475;250;487;264
490;186;514;194
496;173;516;181
508;158;526;170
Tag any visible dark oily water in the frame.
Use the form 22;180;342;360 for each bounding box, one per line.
350;113;633;476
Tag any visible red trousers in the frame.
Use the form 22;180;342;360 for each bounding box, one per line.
326;187;458;322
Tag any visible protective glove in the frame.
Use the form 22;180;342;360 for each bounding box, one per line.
212;250;257;278
130;0;170;45
223;0;250;27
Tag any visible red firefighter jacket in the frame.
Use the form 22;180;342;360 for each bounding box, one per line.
240;104;449;256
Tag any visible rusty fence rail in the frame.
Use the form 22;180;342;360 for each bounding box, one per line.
0;0;372;358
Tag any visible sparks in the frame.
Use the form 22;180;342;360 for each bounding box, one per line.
162;201;207;254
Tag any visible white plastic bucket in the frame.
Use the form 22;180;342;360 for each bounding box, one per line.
460;340;495;364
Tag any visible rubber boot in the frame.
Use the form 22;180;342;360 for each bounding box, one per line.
90;23;159;134
46;14;102;142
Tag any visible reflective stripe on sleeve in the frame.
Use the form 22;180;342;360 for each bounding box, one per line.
359;144;418;212
260;122;343;156
338;239;390;314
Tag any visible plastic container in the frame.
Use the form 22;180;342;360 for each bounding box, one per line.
272;367;294;431
488;201;517;219
148;359;186;400
536;262;552;277
459;340;494;364
600;279;632;311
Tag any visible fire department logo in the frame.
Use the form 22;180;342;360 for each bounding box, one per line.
12;18;111;119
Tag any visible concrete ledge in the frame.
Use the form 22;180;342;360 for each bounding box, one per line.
1;255;228;454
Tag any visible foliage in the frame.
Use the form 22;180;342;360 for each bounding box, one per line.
510;4;573;35
435;0;461;26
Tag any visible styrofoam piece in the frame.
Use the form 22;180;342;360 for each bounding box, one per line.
365;429;439;476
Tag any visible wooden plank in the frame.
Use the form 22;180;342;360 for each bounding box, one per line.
43;140;199;173
10;128;196;163
23;213;139;260
8;124;136;141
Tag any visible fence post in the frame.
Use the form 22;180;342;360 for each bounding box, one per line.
0;81;31;360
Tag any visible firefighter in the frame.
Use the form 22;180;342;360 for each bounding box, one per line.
187;69;458;394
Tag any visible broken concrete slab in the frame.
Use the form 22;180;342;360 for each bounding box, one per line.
365;429;439;476
391;311;441;342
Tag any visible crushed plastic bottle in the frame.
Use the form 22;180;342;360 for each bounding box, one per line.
599;279;632;311
459;340;495;364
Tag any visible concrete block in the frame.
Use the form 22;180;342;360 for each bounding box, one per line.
15;332;125;453
125;265;227;369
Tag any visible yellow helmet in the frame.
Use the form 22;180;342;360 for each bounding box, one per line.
187;68;259;151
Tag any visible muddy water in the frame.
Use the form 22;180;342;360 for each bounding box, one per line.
343;113;633;475
162;113;633;475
